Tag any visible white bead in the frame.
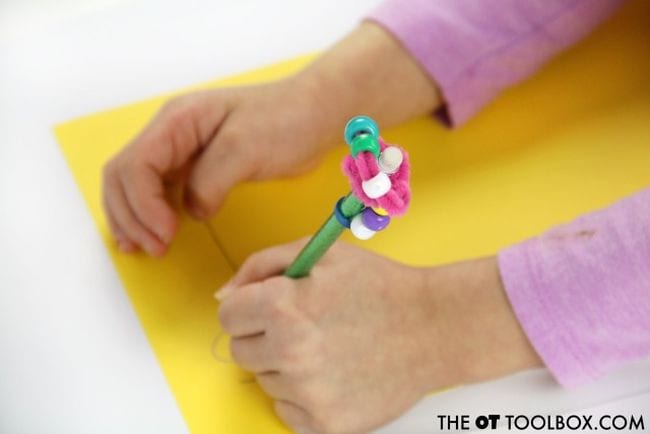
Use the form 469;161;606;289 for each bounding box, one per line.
362;172;391;199
378;146;403;174
350;215;376;240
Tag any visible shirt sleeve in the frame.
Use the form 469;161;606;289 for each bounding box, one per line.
366;0;624;127
498;188;650;387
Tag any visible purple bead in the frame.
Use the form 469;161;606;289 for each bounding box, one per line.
361;208;390;231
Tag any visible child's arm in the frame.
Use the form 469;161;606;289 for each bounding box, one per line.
101;23;440;256
216;188;650;433
364;0;650;389
500;187;650;387
219;184;650;434
367;0;625;126
103;0;625;257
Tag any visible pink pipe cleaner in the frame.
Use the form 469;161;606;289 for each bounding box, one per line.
342;138;411;216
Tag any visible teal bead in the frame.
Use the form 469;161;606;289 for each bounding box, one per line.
350;134;380;158
344;115;379;145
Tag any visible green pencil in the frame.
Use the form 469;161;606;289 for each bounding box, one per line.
283;115;407;279
284;193;365;278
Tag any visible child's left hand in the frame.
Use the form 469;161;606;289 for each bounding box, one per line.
216;240;541;434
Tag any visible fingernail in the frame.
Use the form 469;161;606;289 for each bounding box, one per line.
214;281;234;301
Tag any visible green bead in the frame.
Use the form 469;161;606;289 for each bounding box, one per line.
344;116;379;145
350;134;380;158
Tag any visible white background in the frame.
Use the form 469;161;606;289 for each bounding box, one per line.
1;1;649;433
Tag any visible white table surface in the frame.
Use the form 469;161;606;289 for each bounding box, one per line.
1;1;648;433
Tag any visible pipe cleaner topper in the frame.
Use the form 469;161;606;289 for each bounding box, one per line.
341;116;411;239
283;116;412;279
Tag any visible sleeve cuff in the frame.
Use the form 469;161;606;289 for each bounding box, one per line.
366;0;623;128
498;240;601;387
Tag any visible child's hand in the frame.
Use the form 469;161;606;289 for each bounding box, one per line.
216;241;541;434
102;23;440;257
102;78;333;256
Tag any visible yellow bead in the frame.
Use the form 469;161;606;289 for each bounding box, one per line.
373;207;388;216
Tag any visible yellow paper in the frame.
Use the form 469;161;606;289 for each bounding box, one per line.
55;1;649;432
54;56;318;434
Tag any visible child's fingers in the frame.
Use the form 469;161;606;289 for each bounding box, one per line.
256;372;293;401
104;202;136;253
103;164;134;250
184;131;256;219
230;239;308;288
101;91;234;254
273;400;313;434
104;170;166;257
218;281;270;337
218;275;296;337
119;162;177;245
229;334;276;373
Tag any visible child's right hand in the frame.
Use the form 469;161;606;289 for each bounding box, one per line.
102;77;334;256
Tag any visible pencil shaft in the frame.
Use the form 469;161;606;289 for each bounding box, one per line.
284;194;364;278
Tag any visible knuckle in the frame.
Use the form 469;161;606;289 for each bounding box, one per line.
295;385;322;411
275;340;314;376
266;296;291;323
127;142;154;169
116;154;136;176
161;95;188;113
302;333;324;366
167;106;193;130
102;160;116;180
309;410;338;434
106;155;131;182
275;341;302;370
239;250;275;279
264;283;304;330
162;96;196;128
243;250;263;267
160;98;177;113
215;127;243;148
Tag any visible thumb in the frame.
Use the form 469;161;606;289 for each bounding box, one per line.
184;130;257;219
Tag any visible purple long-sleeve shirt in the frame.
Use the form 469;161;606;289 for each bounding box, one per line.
368;0;650;387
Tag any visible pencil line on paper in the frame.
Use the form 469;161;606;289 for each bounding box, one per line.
204;222;238;273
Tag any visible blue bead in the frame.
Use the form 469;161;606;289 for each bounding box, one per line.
361;207;390;231
344;116;379;145
334;197;352;228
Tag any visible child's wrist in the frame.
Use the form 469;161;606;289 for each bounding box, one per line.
289;70;347;149
294;22;442;149
414;257;542;393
